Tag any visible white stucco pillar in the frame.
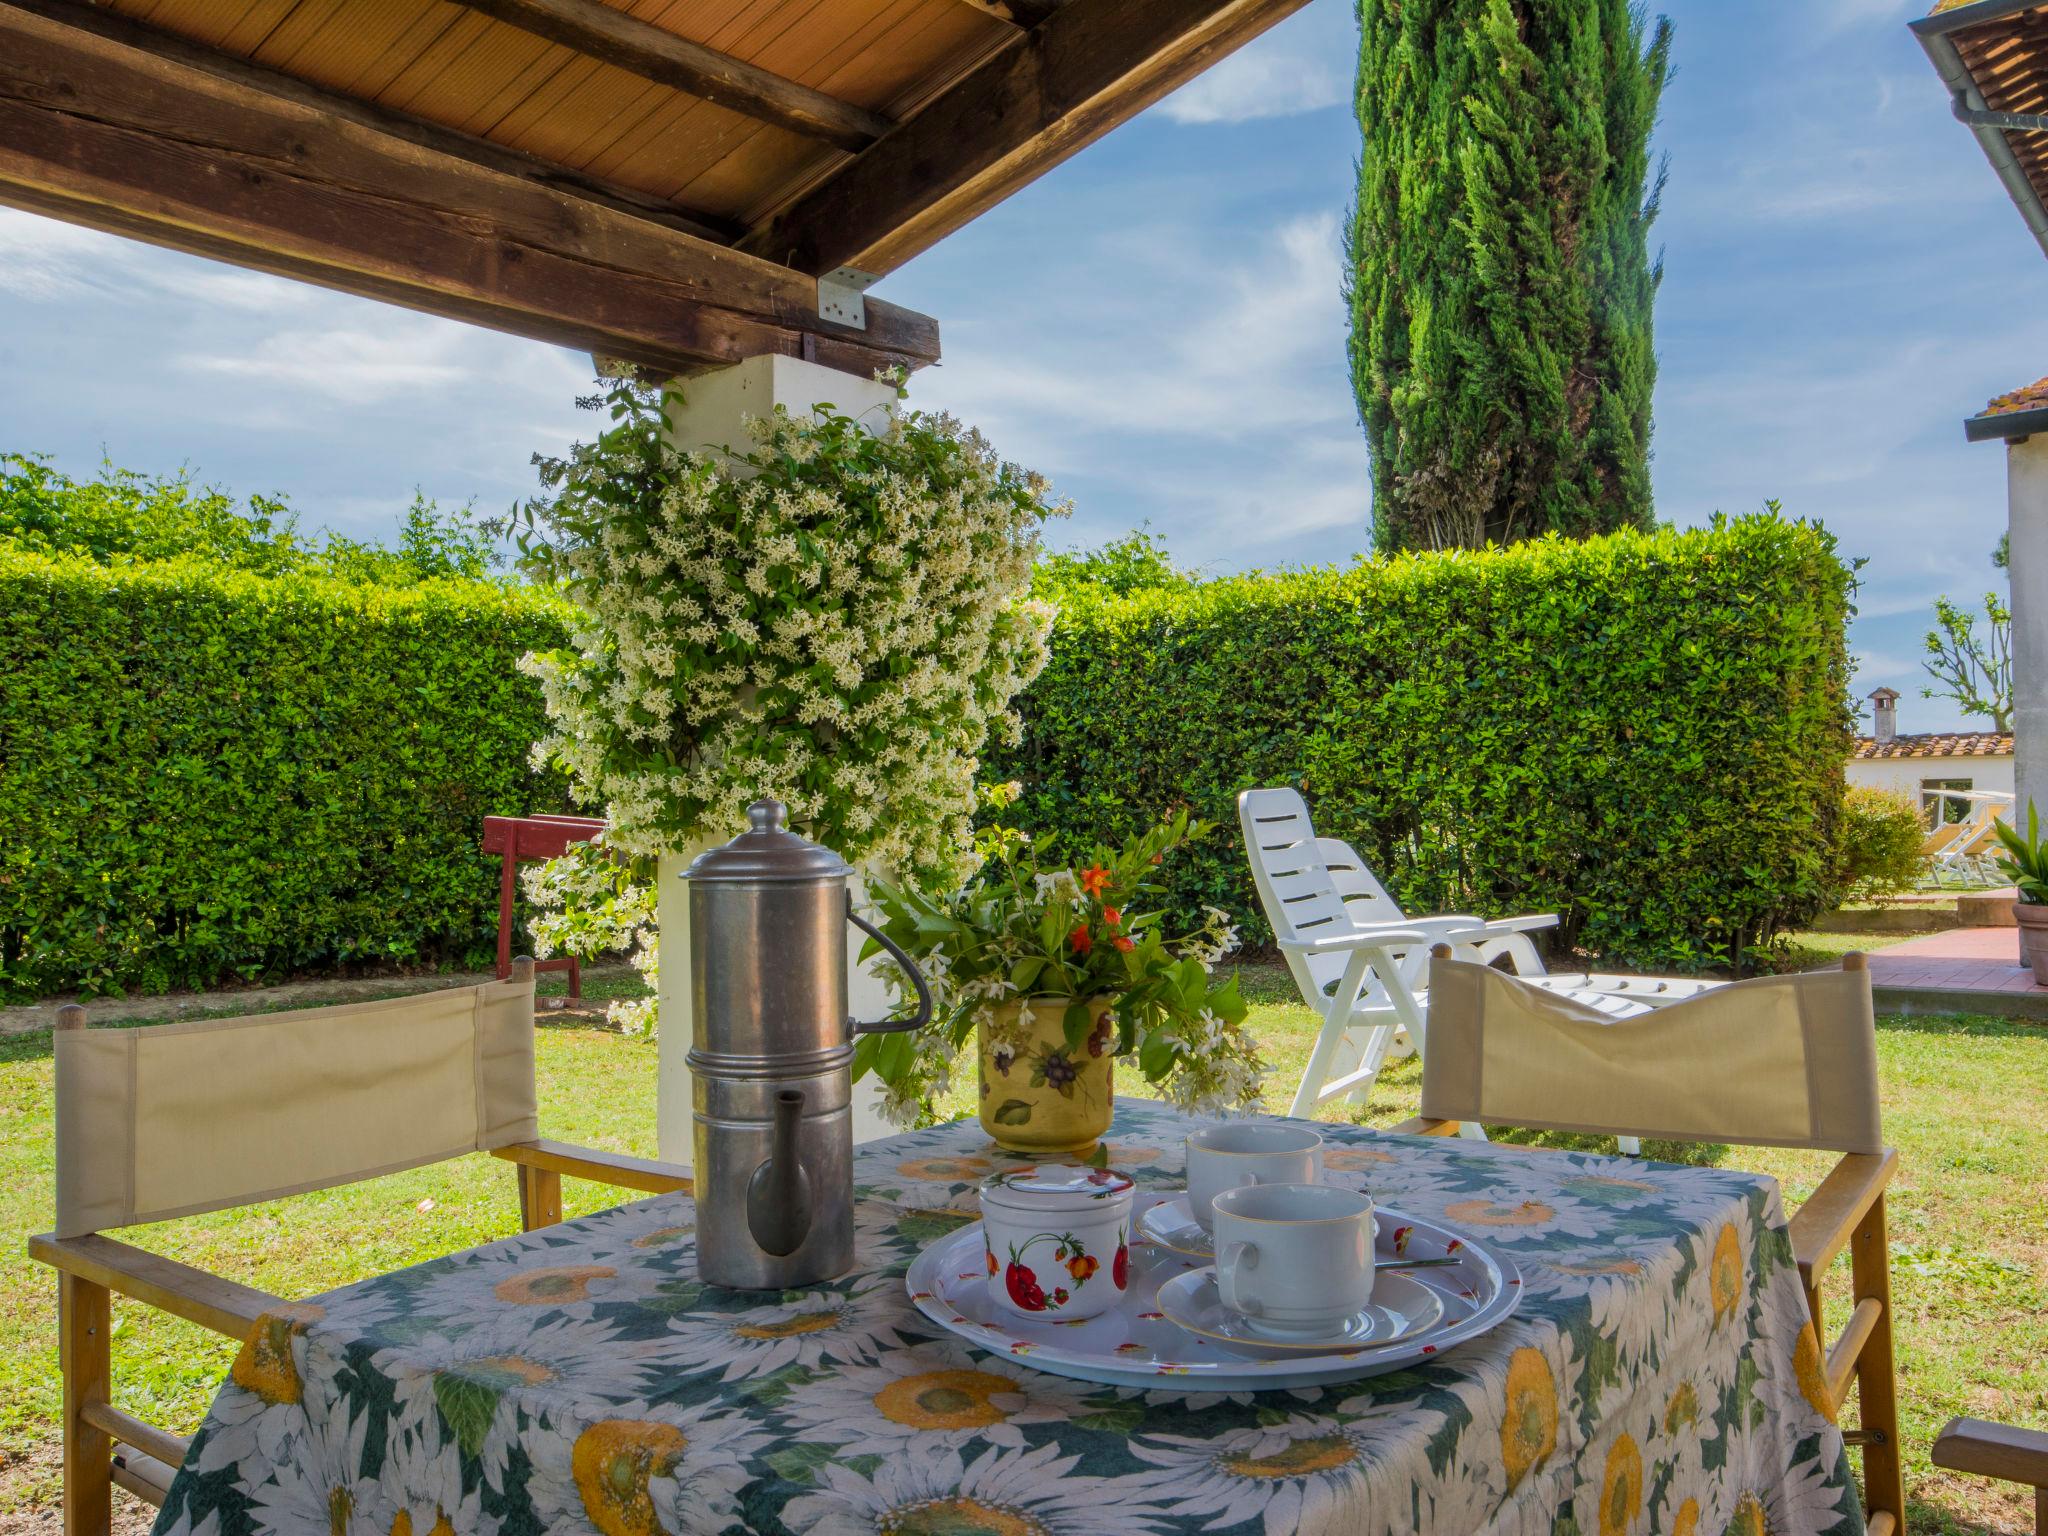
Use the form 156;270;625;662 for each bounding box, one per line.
2011;432;2048;827
653;354;901;1163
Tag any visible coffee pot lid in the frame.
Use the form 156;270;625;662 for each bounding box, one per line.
686;799;852;883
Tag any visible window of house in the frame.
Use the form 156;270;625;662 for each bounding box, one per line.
1921;777;1973;824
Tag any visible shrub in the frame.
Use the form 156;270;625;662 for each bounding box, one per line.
0;453;502;584
1032;526;1193;601
513;381;1056;886
1835;787;1928;901
0;548;570;998
989;513;1854;971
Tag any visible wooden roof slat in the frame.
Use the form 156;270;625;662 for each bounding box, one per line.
440;0;892;150
410;27;598;137
375;10;560;131
216;0;310;56
739;0;1313;276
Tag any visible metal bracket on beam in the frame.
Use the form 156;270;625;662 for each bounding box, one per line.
818;266;880;330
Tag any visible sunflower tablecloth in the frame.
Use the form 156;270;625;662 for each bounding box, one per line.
151;1100;1863;1536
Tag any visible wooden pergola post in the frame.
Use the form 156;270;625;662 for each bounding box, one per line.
652;355;902;1161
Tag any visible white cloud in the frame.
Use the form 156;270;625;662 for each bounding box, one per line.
1813;0;1919;38
184;325;478;405
931;213;1350;446
0;210;130;301
910;207;1369;569
1156;0;1351;125
1160;50;1346;126
179;312;592;410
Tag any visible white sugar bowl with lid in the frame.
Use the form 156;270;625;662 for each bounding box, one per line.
978;1164;1136;1321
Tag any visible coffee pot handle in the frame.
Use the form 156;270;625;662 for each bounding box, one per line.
848;902;933;1035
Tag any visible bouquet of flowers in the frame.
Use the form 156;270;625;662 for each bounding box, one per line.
855;787;1266;1128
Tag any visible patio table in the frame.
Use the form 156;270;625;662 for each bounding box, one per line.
151;1100;1864;1536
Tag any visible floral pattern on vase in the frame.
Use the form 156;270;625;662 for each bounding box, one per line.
978;996;1115;1154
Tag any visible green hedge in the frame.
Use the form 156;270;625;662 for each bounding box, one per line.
0;550;572;998
991;514;1855;970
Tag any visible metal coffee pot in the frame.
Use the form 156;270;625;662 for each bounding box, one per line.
685;799;931;1289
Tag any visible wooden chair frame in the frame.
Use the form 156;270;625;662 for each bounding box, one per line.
1393;950;1906;1535
1931;1417;2048;1533
30;958;691;1536
482;814;608;998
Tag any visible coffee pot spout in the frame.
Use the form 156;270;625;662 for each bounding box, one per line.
745;1089;814;1258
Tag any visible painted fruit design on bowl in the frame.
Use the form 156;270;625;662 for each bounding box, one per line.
984;1225;1129;1313
979;1162;1136;1322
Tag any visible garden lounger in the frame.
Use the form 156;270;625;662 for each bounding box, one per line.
1239;787;1716;1122
31;959;692;1536
1402;950;1904;1535
1930;808;2005;885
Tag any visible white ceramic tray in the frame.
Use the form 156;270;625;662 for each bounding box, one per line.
904;1192;1521;1390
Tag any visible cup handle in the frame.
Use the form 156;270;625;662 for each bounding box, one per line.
1218;1239;1262;1316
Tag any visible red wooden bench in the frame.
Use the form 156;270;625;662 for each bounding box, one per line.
482;815;609;999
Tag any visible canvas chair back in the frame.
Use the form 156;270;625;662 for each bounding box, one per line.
54;975;539;1239
1419;958;1881;1153
1239;788;1408;1000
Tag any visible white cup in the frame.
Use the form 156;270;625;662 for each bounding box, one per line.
1185;1121;1322;1234
1212;1182;1376;1336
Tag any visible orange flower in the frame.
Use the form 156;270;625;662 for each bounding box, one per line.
1067;1253;1099;1282
1112;936;1134;953
1079;864;1111;897
1102;907;1122;927
1069;927;1093;955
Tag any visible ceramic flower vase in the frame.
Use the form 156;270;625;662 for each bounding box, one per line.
978;996;1116;1156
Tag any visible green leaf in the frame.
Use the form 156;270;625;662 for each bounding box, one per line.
992;1099;1034;1126
1062;1000;1092;1052
432;1372;502;1460
765;1442;844;1488
1072;1406;1145;1436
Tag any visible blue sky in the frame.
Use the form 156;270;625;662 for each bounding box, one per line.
3;0;2045;732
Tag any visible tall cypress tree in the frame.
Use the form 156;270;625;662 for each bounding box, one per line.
1348;0;1671;552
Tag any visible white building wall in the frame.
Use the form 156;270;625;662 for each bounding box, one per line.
1845;754;2014;810
2011;434;2048;825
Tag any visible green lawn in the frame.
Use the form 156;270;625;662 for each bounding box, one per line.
2;965;2043;1534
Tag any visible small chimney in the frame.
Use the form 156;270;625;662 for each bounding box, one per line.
1869;687;1899;744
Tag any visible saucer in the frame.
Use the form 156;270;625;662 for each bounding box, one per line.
1135;1194;1213;1259
1154;1267;1444;1358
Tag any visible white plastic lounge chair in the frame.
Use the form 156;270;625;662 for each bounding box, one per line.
1931;806;2004;885
1239;787;1717;1128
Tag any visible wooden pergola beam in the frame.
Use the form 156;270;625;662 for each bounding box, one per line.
0;1;939;378
739;0;1311;277
444;0;894;152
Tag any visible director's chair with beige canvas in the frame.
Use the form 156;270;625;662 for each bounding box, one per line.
30;959;691;1536
1399;948;1906;1532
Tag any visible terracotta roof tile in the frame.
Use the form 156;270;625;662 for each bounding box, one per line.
1853;731;2014;759
1986;377;2048;417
